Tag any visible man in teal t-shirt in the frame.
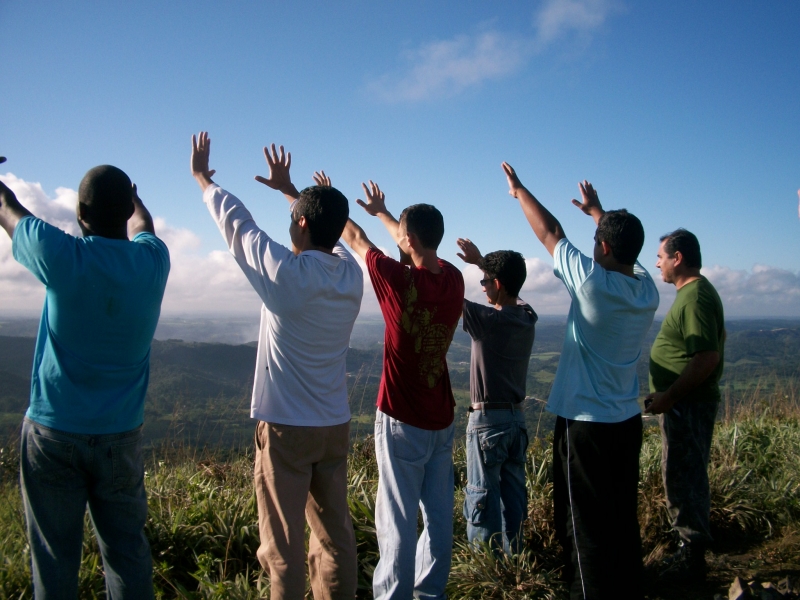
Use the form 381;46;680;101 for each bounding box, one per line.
646;228;724;582
0;158;170;599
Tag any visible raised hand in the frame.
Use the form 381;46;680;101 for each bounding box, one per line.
255;144;295;194
313;170;331;187
191;132;216;184
502;162;525;198
356;181;388;217
456;238;483;265
571;180;604;217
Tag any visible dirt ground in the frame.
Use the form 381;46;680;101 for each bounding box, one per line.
643;531;800;599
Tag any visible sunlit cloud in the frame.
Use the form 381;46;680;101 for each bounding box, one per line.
368;0;618;102
1;174;798;319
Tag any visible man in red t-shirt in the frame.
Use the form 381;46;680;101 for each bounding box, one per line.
338;177;464;600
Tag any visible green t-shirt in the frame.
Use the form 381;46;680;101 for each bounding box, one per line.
649;277;725;402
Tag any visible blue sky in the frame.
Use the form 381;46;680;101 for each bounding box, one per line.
1;1;799;317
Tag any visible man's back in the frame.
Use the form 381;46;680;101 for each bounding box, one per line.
366;247;464;430
13;216;170;434
548;237;659;422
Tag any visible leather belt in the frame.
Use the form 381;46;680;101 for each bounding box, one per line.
469;402;519;412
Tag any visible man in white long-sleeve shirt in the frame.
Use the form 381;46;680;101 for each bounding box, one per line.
190;132;363;599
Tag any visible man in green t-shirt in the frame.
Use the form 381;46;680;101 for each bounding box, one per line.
645;228;725;582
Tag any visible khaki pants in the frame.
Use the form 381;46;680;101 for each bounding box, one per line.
254;420;357;600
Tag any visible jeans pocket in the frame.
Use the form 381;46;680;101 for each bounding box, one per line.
26;432;75;487
390;419;428;462
111;437;144;492
463;484;489;525
478;428;509;468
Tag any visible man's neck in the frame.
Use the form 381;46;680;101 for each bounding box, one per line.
494;296;518;308
674;270;702;290
411;249;442;273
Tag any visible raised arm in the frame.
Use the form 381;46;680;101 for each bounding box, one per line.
255;144;301;203
341;218;376;261
0;158;34;238
456;238;483;266
356;181;402;245
502;162;565;256
128;184;155;236
571;180;605;225
191;132;217;192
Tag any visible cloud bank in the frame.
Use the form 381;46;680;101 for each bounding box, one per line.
1;174;798;319
367;0;618;102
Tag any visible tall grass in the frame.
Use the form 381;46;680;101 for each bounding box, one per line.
0;392;798;599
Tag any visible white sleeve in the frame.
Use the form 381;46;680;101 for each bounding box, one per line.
203;184;293;308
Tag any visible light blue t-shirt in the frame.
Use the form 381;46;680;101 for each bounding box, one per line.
13;216;170;434
547;238;659;423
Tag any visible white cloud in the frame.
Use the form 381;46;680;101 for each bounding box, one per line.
534;0;617;47
2;174;798;319
367;31;530;102
368;0;617;102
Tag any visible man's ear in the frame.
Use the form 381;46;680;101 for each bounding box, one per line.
296;215;308;231
600;240;613;257
405;230;420;253
672;250;684;267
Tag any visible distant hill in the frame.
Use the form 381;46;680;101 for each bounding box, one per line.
1;318;798;448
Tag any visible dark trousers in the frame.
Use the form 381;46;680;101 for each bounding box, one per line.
553;415;643;600
660;397;719;545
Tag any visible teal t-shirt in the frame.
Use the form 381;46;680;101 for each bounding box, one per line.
547;238;660;422
13;216;170;434
649;277;725;402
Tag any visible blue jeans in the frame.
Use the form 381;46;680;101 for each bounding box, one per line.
373;410;455;600
20;418;154;600
463;407;528;554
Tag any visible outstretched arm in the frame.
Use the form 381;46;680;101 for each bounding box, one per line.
128;184;155;236
502;162;565;256
255;144;301;203
0;158;34;238
456;238;483;266
571;180;605;225
341;218;376;261
356;181;402;245
191;132;217;192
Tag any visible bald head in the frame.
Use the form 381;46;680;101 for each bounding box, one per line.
78;165;135;236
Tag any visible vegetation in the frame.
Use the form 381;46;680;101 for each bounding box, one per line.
0;390;798;599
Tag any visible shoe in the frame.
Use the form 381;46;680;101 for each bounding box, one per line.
657;541;707;582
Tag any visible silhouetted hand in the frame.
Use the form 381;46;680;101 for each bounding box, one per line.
255;144;294;194
191;132;216;181
571;180;604;216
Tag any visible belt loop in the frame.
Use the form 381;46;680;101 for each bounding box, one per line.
481;402;486;416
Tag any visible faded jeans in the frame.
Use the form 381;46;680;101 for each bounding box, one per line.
373;410;455;600
20;418;153;600
463;407;528;554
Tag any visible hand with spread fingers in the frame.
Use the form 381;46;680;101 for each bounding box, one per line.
313;170;331;187
571;180;605;224
255;143;300;202
456;238;483;266
356;181;388;217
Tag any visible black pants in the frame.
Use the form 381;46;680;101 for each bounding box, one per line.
553;415;643;600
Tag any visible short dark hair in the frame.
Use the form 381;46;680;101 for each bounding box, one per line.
399;204;444;250
481;250;527;297
293;185;349;250
595;209;645;266
660;228;702;269
78;165;134;230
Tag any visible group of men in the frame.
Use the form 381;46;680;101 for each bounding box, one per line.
0;135;725;600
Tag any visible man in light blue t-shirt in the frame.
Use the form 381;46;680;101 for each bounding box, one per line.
0;157;170;599
500;162;658;600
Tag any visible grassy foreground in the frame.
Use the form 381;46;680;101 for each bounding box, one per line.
0;401;799;599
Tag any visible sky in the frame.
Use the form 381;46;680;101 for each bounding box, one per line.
1;1;799;318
